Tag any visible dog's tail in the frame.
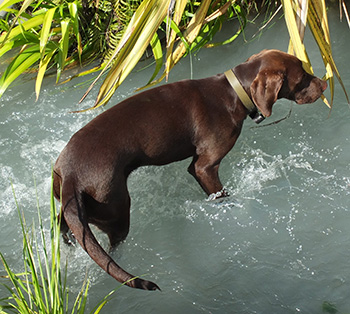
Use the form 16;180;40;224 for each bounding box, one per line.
59;177;160;291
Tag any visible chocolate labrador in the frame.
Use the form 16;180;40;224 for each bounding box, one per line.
53;49;327;290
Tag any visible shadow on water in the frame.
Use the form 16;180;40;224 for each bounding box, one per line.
1;5;350;314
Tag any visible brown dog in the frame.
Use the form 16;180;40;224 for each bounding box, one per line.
53;50;327;290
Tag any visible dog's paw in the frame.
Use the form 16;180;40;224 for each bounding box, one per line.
207;188;229;201
62;231;76;246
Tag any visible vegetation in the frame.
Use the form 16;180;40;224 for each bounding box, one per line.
282;0;348;107
0;0;348;109
0;179;121;313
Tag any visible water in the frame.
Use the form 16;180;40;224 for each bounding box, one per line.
1;5;350;313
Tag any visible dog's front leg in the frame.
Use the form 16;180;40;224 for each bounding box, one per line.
188;155;228;199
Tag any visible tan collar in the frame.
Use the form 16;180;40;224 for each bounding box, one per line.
224;69;265;124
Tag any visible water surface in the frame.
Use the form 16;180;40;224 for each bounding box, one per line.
0;6;349;314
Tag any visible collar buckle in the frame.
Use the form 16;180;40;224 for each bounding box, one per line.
249;108;265;124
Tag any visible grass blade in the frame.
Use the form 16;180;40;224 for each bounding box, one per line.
1;176;121;313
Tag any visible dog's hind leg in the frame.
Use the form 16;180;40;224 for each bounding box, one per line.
61;178;159;290
86;181;132;247
95;201;131;248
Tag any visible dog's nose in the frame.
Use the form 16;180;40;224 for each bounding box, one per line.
321;80;328;92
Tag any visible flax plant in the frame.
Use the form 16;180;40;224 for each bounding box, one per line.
0;0;255;108
282;0;349;107
0;0;347;109
0;178;120;314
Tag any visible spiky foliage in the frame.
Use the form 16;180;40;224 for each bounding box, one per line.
0;0;347;109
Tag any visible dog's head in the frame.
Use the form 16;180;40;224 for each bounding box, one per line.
246;50;327;117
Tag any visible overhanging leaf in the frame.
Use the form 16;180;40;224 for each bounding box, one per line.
149;0;211;87
282;0;311;69
165;0;188;79
283;0;349;108
0;45;41;98
0;14;45;46
89;0;171;109
147;32;163;85
40;7;56;54
0;0;24;12
36;47;57;100
166;0;211;73
307;0;349;105
68;1;82;63
56;18;70;83
0;0;35;47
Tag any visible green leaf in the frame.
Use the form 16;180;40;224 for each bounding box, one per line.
0;31;40;60
56;18;70;83
0;14;45;45
40;7;56;54
68;1;82;63
36;48;57;99
166;17;190;50
146;32;163;84
0;0;35;47
0;45;41;98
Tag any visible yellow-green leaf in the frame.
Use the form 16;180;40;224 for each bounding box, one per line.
307;0;349;105
282;0;310;70
165;0;188;77
91;0;171;108
56;18;70;83
40;7;56;54
166;0;211;72
36;48;57;100
68;1;82;63
147;32;163;84
150;0;211;86
0;0;23;12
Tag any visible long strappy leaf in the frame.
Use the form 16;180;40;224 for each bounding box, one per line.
0;45;41;98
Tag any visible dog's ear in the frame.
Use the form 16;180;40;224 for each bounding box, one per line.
250;71;284;117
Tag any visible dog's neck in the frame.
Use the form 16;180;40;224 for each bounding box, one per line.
224;69;265;124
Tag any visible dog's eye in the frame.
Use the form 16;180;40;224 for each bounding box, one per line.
299;72;308;83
